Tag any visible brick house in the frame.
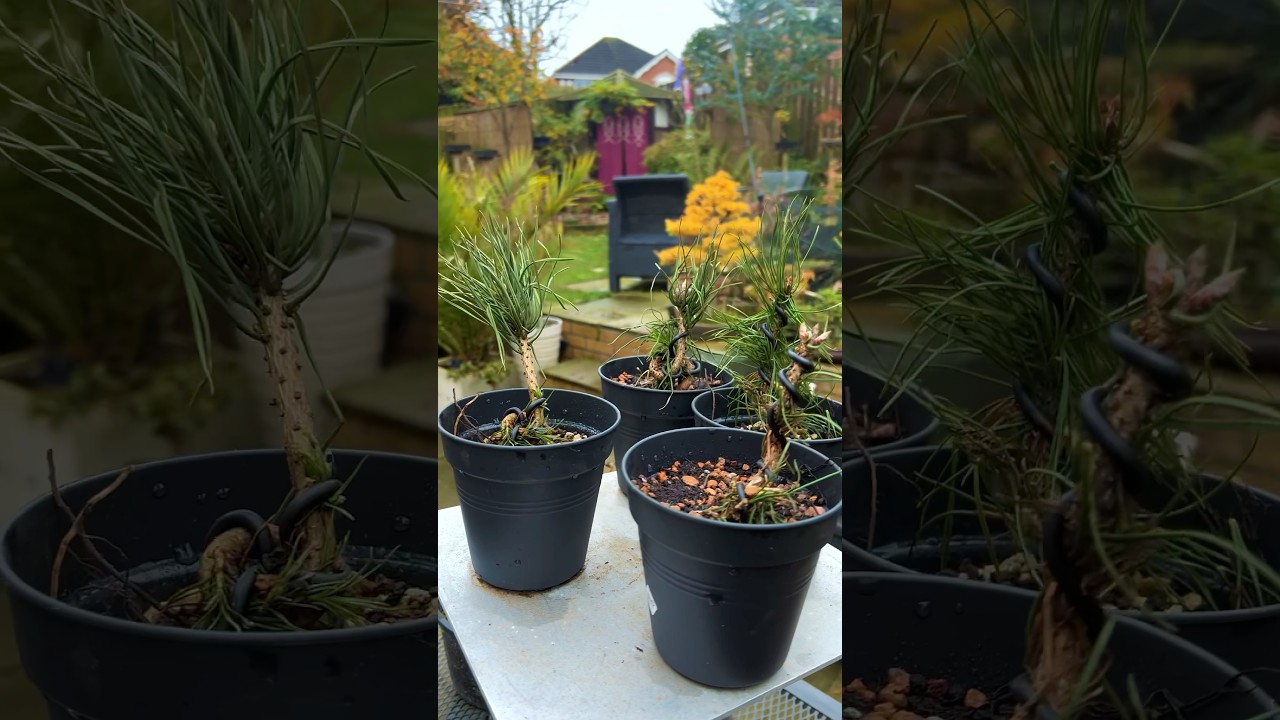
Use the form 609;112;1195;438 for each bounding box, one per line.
552;37;679;90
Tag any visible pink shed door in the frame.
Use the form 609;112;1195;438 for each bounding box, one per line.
596;107;650;194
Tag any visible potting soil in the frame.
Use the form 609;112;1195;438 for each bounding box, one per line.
633;457;827;524
846;669;1016;719
461;418;594;447
843;403;902;451
613;368;724;391
716;414;839;441
64;546;438;630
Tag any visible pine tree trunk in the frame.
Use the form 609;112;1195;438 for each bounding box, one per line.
259;291;333;571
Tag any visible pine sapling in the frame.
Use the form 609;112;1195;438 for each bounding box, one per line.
0;0;433;630
715;206;839;441
440;217;583;445
1022;244;1280;714
622;240;725;391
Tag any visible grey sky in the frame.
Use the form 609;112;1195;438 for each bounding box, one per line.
541;0;723;74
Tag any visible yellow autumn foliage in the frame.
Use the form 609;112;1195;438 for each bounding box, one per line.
656;171;761;268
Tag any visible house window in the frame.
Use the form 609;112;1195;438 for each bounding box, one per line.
654;103;670;128
653;71;675;88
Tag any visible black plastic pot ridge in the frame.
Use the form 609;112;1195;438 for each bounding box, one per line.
599;355;733;464
847;572;1278;718
621;427;841;688
0;450;438;720
692;386;843;464
439;387;619;591
842;361;938;456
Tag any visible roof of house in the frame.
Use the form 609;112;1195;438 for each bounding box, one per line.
553;37;654;77
634;50;678;79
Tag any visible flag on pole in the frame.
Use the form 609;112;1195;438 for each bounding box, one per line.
676;57;693;126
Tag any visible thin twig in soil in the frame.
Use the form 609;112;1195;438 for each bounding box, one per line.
452;392;481;437
848;413;880;549
47;450;164;614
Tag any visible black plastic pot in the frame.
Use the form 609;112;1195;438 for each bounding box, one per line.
620;427;841;688
1229;323;1280;373
438;387;619;591
438;608;486;711
691;386;842;464
841;361;938;457
0;450;437;720
598;356;733;464
442;143;471;155
471;149;498;161
845;445;1280;698
848;572;1279;718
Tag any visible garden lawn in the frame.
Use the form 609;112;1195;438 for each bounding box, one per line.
549;228;612;307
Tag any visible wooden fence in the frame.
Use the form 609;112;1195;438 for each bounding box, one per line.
703;42;841;168
439;104;533;163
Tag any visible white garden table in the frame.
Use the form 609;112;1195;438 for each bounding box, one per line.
437;471;843;720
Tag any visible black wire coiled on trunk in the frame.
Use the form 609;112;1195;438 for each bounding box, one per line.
206;476;349;614
1014;175;1191;638
1008;179;1245;717
758;301;813;440
502;396;547;443
1045;322;1194;641
1012;172;1110;439
1011;172;1120;640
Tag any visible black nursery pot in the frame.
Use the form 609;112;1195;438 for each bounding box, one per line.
598;356;733;464
691;386;843;464
844;445;1280;699
620;428;841;688
847;572;1279;718
438;387;619;591
0;450;437;720
841;361;938;456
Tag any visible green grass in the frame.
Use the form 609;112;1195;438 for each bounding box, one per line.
549;229;611;307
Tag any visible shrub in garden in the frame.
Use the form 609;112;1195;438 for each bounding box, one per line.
656;170;760;269
642;127;749;181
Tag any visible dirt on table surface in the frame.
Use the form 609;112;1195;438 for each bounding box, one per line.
845;668;1016;720
633;456;827;524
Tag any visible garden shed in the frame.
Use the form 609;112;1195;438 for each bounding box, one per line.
554;70;682;193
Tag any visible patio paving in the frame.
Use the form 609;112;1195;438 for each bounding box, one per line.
565;277;651;292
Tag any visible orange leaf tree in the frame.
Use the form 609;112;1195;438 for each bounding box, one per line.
439;0;548;109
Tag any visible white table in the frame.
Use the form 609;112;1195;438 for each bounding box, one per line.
437;472;843;720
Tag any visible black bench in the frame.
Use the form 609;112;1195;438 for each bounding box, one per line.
606;174;690;293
